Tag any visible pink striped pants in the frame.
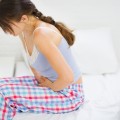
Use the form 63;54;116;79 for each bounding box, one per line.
0;76;84;120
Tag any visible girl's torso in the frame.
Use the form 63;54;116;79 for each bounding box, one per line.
21;23;82;84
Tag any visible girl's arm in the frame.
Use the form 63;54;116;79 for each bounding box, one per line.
40;76;73;91
33;28;74;91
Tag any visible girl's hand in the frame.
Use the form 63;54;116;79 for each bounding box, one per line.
39;76;52;88
30;66;42;82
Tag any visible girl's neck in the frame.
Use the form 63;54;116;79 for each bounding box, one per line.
23;16;42;37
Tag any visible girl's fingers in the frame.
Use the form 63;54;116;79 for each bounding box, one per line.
41;76;48;81
41;76;47;80
39;83;46;87
37;76;45;84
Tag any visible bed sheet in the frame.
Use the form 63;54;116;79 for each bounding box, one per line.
13;72;120;120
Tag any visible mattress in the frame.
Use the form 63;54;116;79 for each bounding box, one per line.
13;64;120;120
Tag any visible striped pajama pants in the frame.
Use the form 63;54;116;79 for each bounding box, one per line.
0;76;84;120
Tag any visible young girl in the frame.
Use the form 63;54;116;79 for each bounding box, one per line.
0;0;84;120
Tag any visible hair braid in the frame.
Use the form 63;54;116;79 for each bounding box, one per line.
32;9;56;25
32;9;75;46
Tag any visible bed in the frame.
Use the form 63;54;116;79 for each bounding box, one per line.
0;28;120;120
13;66;120;120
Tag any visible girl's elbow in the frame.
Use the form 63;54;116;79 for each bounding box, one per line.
64;72;74;84
68;75;74;84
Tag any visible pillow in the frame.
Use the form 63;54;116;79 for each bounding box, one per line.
0;56;15;77
71;28;119;75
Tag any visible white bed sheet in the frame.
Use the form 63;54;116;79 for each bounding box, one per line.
13;63;120;120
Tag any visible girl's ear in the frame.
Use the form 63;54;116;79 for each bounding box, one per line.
20;15;29;23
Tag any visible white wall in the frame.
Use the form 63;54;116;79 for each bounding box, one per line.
32;0;120;62
0;30;22;61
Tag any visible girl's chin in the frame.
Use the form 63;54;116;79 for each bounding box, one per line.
13;34;18;36
10;33;18;36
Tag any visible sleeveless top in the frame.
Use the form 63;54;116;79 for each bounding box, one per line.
23;27;81;82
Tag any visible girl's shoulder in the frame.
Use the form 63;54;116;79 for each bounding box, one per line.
33;25;63;47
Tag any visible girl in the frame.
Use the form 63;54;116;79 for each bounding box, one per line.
0;0;84;120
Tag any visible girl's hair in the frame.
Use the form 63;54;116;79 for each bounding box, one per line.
0;0;75;46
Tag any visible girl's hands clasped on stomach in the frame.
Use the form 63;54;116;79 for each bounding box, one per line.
39;76;53;88
30;66;52;86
